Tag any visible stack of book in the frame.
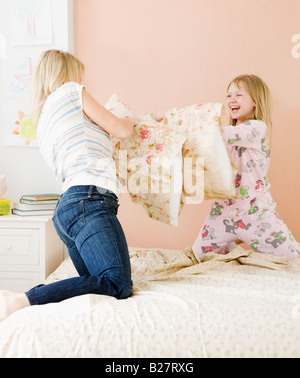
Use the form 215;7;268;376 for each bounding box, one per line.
12;194;60;217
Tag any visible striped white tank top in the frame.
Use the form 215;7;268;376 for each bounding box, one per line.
38;82;120;197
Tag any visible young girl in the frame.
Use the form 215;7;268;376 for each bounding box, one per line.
0;49;137;322
193;74;300;260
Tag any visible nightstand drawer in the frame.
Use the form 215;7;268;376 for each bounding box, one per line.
0;215;64;292
0;229;40;265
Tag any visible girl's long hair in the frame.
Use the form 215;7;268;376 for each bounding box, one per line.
30;49;85;128
227;74;272;151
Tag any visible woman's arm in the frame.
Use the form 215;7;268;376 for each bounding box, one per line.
82;88;136;140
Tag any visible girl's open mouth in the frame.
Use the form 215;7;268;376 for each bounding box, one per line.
230;105;240;114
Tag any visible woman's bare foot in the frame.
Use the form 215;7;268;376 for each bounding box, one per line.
0;291;30;322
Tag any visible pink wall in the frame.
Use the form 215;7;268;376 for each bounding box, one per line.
76;0;300;249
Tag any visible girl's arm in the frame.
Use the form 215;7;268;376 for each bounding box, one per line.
82;88;136;140
222;120;267;149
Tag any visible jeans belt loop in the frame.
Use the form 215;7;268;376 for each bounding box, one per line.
88;185;94;198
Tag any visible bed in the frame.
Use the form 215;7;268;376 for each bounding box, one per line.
0;245;299;358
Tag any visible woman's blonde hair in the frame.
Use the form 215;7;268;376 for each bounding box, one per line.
227;74;272;150
30;49;85;128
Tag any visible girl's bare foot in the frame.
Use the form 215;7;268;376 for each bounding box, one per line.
0;291;30;322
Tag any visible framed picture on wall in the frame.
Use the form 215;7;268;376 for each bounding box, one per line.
11;0;53;46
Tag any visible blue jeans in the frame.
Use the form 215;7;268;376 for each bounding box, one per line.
25;186;132;305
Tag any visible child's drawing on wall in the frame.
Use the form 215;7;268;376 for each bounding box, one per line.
4;57;32;97
4;105;37;147
11;0;52;45
14;110;37;146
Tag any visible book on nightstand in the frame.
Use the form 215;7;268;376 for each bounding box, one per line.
12;194;60;217
12;209;55;216
20;194;60;202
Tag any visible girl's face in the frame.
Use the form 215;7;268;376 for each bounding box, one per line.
226;82;256;124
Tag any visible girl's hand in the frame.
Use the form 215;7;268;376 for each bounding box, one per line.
152;111;165;123
128;116;141;127
220;104;231;127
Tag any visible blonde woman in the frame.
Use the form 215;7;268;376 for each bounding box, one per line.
193;74;300;260
0;50;136;321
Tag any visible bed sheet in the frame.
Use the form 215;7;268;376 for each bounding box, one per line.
0;246;299;358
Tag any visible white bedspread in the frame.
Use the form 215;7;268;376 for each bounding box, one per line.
0;246;299;358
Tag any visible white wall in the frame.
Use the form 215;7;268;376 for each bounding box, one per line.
0;0;75;202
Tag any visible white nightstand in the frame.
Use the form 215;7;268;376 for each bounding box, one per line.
0;215;64;292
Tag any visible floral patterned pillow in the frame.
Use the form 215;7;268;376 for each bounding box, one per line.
152;103;237;202
105;94;186;226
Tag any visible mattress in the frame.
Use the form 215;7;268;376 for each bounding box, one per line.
0;246;299;358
